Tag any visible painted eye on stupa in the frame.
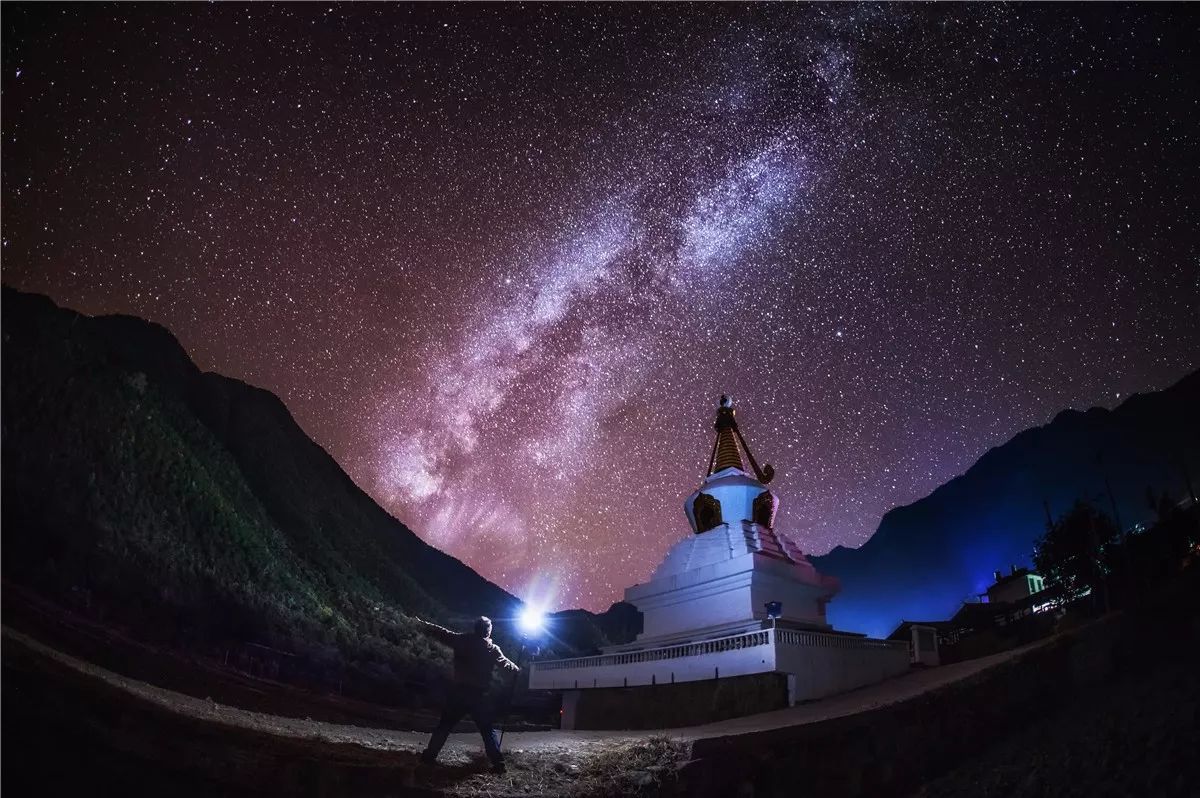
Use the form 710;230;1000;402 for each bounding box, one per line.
693;492;723;533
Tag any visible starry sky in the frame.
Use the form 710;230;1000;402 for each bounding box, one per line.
3;4;1198;612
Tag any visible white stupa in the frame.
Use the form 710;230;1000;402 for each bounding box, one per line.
529;396;910;729
629;394;840;644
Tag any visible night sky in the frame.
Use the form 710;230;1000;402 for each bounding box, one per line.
3;5;1198;612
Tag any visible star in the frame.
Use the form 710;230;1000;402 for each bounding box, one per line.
2;3;1197;611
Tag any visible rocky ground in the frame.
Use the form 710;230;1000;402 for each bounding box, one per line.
417;736;688;798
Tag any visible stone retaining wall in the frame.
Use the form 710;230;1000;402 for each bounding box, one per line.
569;672;789;730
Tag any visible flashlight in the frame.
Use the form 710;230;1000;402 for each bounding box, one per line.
518;605;546;636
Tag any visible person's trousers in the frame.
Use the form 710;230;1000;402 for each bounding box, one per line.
422;685;503;765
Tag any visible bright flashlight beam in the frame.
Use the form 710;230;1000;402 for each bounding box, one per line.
518;605;546;635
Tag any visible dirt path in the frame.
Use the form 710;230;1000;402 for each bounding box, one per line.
2;624;1052;752
11;615;1184;798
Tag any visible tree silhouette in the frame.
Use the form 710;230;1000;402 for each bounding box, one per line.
1106;490;1199;604
1034;500;1119;609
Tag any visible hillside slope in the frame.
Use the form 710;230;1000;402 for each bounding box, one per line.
813;368;1200;637
1;287;535;699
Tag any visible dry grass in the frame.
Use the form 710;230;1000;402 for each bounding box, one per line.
422;735;690;797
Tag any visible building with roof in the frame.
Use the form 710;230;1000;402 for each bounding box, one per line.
987;566;1046;606
889;567;1056;665
529;396;910;729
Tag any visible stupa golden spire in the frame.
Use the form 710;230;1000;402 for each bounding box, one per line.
704;395;775;483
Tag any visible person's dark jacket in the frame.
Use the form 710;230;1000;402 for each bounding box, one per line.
417;620;519;690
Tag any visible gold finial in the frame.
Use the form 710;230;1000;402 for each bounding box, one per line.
704;395;775;483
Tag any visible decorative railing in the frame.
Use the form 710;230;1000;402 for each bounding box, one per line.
533;629;771;672
775;629;908;652
532;626;905;672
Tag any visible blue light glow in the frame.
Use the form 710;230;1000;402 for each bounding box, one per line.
518;605;546;635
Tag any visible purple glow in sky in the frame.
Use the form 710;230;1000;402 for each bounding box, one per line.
4;4;1198;610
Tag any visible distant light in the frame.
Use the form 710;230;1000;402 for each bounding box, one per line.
518;605;546;635
765;601;783;619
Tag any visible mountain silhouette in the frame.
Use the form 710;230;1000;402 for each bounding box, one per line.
0;286;632;701
812;368;1200;637
4;285;1194;668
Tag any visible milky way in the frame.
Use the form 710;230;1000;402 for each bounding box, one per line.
4;5;1198;611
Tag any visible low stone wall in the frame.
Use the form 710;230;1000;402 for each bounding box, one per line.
569;672;789;731
531;626;909;702
530;627;778;691
775;628;910;702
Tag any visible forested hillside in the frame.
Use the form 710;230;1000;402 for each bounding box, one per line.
1;287;626;702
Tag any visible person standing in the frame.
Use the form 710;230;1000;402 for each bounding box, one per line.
415;615;520;774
